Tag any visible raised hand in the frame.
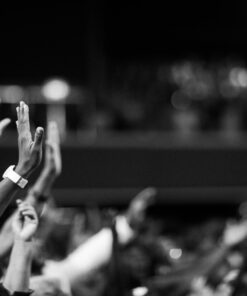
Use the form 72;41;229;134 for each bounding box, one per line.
12;200;38;241
24;122;61;215
44;121;62;178
0;118;11;136
223;220;247;247
126;187;157;230
15;101;44;176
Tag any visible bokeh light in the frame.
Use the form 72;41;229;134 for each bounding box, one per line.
42;79;70;101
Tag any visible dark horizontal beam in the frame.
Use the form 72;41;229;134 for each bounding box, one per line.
53;187;247;206
1;134;247;206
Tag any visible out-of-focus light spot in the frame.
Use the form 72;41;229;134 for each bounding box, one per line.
229;67;247;88
132;287;148;296
42;79;70;101
227;252;243;268
171;91;191;110
171;63;194;86
2;85;25;103
238;70;247;87
230;68;239;87
169;248;182;260
172;109;199;134
224;269;239;283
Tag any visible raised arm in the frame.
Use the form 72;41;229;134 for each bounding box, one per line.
0;101;44;217
0;121;61;259
43;188;157;288
3;200;38;295
27;121;61;216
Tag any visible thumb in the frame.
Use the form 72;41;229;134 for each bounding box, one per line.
24;215;32;223
33;127;44;150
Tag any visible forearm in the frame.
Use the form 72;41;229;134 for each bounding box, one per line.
0;168;55;242
26;169;55;217
44;215;134;285
30;169;55;197
1;171;55;224
0;216;15;259
0;165;31;217
3;238;32;293
0;179;19;217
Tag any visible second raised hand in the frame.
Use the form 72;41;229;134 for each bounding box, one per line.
44;121;62;177
15;101;44;177
26;121;62;207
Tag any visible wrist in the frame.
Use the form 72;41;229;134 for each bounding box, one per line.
14;235;34;245
15;164;32;178
13;236;33;261
39;169;56;189
3;165;29;189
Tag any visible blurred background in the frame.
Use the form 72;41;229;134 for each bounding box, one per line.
1;1;247;217
3;2;247;296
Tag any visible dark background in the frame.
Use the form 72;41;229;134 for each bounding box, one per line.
1;1;247;213
1;1;247;83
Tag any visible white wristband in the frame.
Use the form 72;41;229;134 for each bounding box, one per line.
3;165;28;189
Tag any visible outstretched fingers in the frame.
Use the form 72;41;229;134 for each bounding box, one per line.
16;101;31;139
32;127;44;151
48;121;60;145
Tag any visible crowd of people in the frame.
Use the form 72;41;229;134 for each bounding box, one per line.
2;59;247;138
0;102;247;295
92;60;247;134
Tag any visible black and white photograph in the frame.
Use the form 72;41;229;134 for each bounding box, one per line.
0;1;247;295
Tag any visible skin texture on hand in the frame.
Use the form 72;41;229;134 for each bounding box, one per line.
15;101;44;177
0;121;61;256
0;102;44;218
12;200;39;242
